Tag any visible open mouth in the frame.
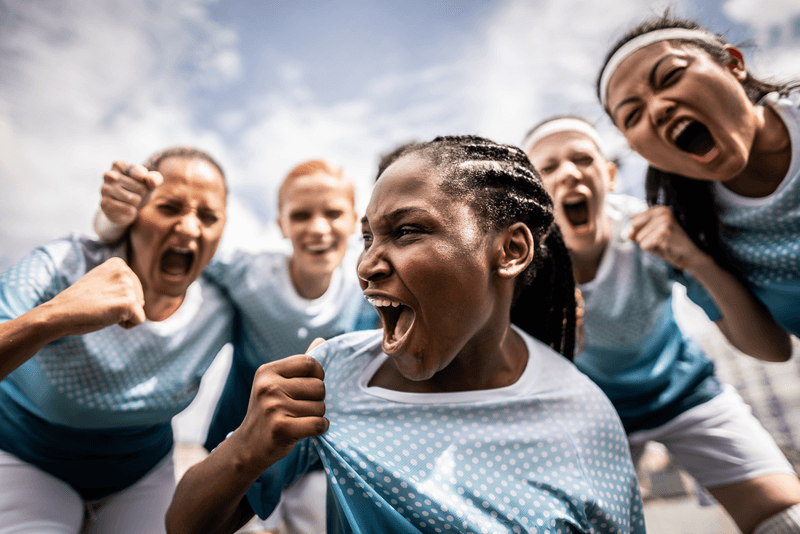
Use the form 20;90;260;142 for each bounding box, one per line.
305;242;336;256
563;198;589;227
366;296;415;353
160;248;194;277
672;119;715;157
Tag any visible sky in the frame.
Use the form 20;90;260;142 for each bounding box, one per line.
2;0;800;269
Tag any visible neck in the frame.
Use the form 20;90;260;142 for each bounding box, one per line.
725;104;791;197
371;306;527;394
143;291;185;322
289;259;334;300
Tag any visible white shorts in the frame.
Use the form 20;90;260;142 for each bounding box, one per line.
0;450;175;534
628;384;796;488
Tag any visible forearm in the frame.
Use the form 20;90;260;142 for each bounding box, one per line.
166;432;269;534
0;303;68;380
686;258;791;362
93;211;127;243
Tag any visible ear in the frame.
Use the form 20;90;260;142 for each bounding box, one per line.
345;207;359;236
495;222;534;280
606;160;617;192
723;44;747;82
277;213;289;239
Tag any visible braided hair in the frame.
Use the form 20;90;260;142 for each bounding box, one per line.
384;135;577;360
597;14;798;273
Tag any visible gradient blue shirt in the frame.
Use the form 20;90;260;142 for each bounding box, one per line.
247;329;646;534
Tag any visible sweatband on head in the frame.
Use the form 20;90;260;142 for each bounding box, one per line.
523;118;606;157
599;28;722;108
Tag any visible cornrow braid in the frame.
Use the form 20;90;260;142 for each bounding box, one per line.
392;135;577;360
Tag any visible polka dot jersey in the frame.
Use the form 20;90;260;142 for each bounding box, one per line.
247;329;645;533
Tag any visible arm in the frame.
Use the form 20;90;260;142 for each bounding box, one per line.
630;206;791;362
166;340;329;534
0;257;146;380
94;161;163;242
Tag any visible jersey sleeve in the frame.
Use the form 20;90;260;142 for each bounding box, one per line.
0;246;64;323
245;437;320;520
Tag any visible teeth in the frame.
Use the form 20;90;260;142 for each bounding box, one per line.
365;296;402;308
670;118;691;143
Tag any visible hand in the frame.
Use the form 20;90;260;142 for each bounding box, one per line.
46;257;146;335
629;206;710;272
235;339;328;474
100;161;163;227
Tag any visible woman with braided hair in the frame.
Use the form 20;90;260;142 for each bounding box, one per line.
598;14;800;343
165;135;645;534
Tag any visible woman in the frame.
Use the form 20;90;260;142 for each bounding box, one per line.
524;116;800;534
598;14;800;339
0;147;233;533
96;158;378;534
165;135;645;534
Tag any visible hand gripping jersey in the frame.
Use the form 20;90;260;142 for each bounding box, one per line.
203;246;378;451
246;329;646;534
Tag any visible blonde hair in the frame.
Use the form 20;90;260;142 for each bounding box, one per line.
277;159;353;210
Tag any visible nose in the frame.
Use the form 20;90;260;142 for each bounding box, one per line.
556;161;581;186
175;213;201;238
308;214;331;235
649;97;676;127
357;242;390;283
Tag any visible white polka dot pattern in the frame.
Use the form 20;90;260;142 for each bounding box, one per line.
254;330;646;533
0;236;233;428
712;90;800;335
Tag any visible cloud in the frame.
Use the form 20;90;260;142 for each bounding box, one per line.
0;0;240;267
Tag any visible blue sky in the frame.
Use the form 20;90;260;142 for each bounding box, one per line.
1;0;799;269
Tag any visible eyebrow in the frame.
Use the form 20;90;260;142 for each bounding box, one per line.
361;206;430;227
611;53;673;121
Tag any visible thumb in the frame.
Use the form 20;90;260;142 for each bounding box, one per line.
143;170;164;190
305;338;325;354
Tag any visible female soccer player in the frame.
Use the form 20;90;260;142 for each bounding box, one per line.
524;116;800;534
165;135;645;534
0;147;233;533
598;14;800;341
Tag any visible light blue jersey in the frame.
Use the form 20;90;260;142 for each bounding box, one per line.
204;247;378;450
575;195;723;433
713;89;800;337
0;235;233;498
247;329;646;534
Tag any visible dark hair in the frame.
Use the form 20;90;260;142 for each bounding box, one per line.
376;141;421;181
383;135;577;360
144;146;227;191
598;14;798;272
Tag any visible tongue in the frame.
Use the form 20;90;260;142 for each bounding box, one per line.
676;121;715;156
564;201;589;226
161;251;191;276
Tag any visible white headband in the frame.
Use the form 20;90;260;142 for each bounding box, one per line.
522;118;605;156
599;28;722;108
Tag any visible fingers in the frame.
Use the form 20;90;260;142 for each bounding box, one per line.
111;161;163;191
101;161;163;227
306;337;325;354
